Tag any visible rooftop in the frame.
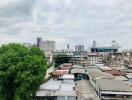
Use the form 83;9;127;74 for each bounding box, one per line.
61;74;75;80
54;90;76;96
39;80;62;91
88;71;114;80
72;65;85;69
71;68;86;74
36;90;54;96
112;67;127;70
96;79;132;92
105;70;126;76
76;80;100;100
60;83;74;91
114;76;128;81
99;66;113;71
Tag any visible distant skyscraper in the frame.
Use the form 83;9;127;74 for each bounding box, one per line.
37;37;42;47
37;37;56;52
75;45;85;52
67;44;70;50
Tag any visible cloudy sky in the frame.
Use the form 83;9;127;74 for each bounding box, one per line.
0;0;132;50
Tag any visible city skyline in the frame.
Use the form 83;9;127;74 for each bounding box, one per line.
0;0;132;49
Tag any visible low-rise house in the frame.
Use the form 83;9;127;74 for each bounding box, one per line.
36;79;77;100
36;80;62;100
95;79;132;100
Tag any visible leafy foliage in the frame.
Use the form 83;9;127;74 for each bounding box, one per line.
54;54;71;67
0;44;47;100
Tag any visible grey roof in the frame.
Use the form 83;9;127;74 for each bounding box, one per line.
63;80;75;87
96;79;132;92
122;69;132;73
39;80;62;91
86;67;102;73
61;74;75;80
71;68;86;74
60;83;74;91
54;91;77;96
36;90;54;96
72;65;85;69
88;71;114;80
114;76;128;81
76;80;100;100
112;67;127;70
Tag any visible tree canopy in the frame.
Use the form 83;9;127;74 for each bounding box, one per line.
0;44;47;100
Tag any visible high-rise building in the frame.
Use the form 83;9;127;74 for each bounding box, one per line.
67;44;70;50
37;37;42;47
37;37;56;52
75;45;85;52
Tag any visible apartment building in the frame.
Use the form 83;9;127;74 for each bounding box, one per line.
87;53;103;65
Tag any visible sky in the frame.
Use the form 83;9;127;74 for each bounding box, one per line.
0;0;132;50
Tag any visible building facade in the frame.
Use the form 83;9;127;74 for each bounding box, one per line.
37;37;56;52
87;53;103;65
75;45;85;52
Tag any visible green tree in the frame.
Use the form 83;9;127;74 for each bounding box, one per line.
54;54;71;67
0;44;47;100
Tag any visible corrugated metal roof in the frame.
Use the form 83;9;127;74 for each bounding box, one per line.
72;65;85;69
54;91;76;96
96;79;132;92
71;69;86;74
60;83;73;91
114;76;128;81
61;74;75;80
36;90;54;96
76;80;100;100
39;80;62;91
88;71;114;80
